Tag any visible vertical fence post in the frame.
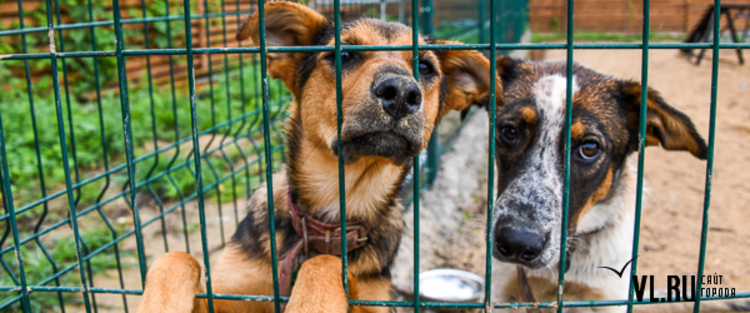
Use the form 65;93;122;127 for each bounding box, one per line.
333;0;350;303
257;1;282;312
693;0;721;311
421;0;434;35
13;0;61;310
484;0;497;311
180;0;217;311
556;0;575;311
411;0;421;311
478;0;486;43
112;0;149;289
423;0;439;187
0;97;32;313
42;0;94;310
380;0;387;21
626;0;650;311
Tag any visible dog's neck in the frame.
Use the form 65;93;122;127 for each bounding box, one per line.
285;121;408;224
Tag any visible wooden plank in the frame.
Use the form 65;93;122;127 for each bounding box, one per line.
0;1;42;15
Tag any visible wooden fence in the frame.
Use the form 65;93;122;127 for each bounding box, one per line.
529;0;750;33
0;0;388;93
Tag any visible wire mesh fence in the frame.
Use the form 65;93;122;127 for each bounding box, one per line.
0;0;747;312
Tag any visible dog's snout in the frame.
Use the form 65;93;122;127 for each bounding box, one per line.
494;226;548;264
374;76;421;120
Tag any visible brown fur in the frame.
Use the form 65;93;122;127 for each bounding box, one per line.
138;252;207;313
619;82;706;158
138;2;497;312
571;120;585;141
286;255;361;313
521;106;538;124
570;167;613;231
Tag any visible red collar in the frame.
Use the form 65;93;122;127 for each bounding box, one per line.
278;192;371;305
286;192;370;255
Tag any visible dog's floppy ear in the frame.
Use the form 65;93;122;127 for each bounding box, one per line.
236;2;329;90
495;55;523;86
434;40;503;120
618;81;707;160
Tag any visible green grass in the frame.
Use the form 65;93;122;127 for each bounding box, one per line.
0;58;289;311
434;25;481;44
532;31;686;43
0;225;136;312
1;58;289;212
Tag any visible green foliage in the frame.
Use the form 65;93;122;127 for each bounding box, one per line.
550;17;560;31
434;24;481;44
0;58;289;208
0;224;135;312
1;0;200;92
0;57;289;311
531;31;686;43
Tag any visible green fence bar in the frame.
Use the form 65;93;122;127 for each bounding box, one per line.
626;0;651;311
181;0;217;310
694;0;722;311
112;0;149;289
41;0;94;310
411;0;421;310
15;0;66;310
424;0;439;187
2;0;743;311
4;43;750;62
334;0;351;301
485;0;497;311
556;0;575;310
0;82;32;313
257;1;283;312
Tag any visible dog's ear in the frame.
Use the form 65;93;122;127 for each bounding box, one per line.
236;2;329;90
618;81;707;160
495;55;523;85
434;40;503;120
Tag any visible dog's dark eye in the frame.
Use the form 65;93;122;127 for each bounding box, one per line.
418;61;434;76
328;51;355;64
340;51;352;63
578;142;601;161
500;126;518;143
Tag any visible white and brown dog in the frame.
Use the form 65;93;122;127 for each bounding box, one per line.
488;57;749;312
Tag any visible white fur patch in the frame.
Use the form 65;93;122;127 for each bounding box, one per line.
524;156;639;310
491;75;580;267
528;74;578;205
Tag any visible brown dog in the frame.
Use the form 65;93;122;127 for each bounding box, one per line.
137;2;499;312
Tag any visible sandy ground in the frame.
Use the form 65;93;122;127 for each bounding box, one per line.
81;48;749;312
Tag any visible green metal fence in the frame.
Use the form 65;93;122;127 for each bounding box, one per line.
0;0;747;312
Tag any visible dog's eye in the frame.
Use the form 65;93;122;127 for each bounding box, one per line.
500;126;518;143
340;51;353;63
418;61;434;76
328;51;355;64
578;142;601;161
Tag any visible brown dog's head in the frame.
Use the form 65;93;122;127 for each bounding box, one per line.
237;2;499;166
489;57;707;270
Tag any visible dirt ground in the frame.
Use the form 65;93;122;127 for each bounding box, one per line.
87;48;749;312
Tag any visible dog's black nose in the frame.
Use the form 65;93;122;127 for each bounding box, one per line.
495;226;547;264
374;76;421;120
